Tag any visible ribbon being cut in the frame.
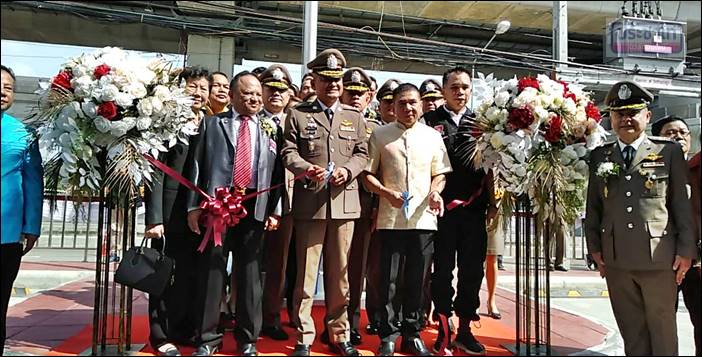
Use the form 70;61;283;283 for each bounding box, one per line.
144;155;306;252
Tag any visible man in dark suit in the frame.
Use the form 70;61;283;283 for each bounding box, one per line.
585;81;695;355
424;67;497;355
185;72;283;356
144;66;210;356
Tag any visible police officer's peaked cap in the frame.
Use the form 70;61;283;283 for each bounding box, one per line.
342;67;372;92
419;79;443;99
605;81;654;111
377;79;402;101
306;49;346;79
259;64;293;90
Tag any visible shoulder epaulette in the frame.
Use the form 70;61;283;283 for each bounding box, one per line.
366;118;382;126
340;103;361;112
648;135;675;143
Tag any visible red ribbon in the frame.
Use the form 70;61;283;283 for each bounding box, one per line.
437;313;453;356
446;175;489;211
144;154;307;252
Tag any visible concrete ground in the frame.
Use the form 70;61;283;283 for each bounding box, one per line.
3;258;697;356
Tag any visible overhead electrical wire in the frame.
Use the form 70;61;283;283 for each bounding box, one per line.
2;0;699;83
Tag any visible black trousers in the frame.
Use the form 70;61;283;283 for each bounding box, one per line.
348;216;373;331
1;243;22;350
377;230;433;343
681;266;702;356
224;199;265;344
148;229;200;347
431;209;487;320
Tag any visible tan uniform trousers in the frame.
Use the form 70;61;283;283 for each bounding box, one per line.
293;219;354;345
262;214;295;327
606;266;678;356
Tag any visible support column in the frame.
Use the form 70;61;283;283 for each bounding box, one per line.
302;1;318;83
186;35;236;75
553;1;568;73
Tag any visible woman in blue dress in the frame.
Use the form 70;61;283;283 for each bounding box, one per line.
1;65;43;349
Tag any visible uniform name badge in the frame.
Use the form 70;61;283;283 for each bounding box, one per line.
641;162;664;168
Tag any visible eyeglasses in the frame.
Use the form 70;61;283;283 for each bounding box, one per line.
663;129;690;137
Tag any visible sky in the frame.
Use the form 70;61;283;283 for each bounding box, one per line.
3;40;504;113
1;39;442;91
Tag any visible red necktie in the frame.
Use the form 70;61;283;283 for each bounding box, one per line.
233;115;252;189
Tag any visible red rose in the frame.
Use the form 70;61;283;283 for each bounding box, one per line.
557;80;570;95
97;101;119;120
544;115;563;143
51;70;73;91
586;102;602;122
93;64;111;79
564;91;577;103
517;77;540;92
508;107;534;130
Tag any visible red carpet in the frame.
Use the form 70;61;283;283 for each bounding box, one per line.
49;307;514;356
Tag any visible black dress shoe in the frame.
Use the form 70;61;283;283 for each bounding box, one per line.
261;325;289;340
330;341;360;356
237;343;257;356
400;337;431;356
377;341;395;356
192;344;218;356
291;344;310;356
554;264;568;272
365;322;379;335
350;328;362;345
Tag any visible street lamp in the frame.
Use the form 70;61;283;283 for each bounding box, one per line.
471;20;511;109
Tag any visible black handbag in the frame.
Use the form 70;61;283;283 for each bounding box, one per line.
114;237;174;297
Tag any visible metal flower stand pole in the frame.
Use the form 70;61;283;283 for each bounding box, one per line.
505;195;552;356
90;190;138;355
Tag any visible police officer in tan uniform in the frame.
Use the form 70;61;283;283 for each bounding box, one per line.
419;78;444;114
258;64;298;341
282;49;368;357
585;81;696;356
340;67;382;346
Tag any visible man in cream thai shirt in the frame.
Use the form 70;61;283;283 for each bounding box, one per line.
364;83;452;356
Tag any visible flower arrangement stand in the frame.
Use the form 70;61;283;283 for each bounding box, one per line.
505;195;552;356
90;191;138;355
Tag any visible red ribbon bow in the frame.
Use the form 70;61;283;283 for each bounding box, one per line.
144;154;308;253
197;187;248;253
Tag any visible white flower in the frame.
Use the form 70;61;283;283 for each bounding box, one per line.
100;84;120;102
533;106;550;122
72;76;94;98
110;120;131;137
150;96;164;115
563;97;577;115
485;106;501;121
153;85;172;102
513;87;538;107
137;99;154;117
574;160;589;177
136;116;152;131
115;92;135;107
126;83;148;99
596;162;620;178
490;132;505;149
82;101;98;118
494;91;511;108
94;116;112;133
